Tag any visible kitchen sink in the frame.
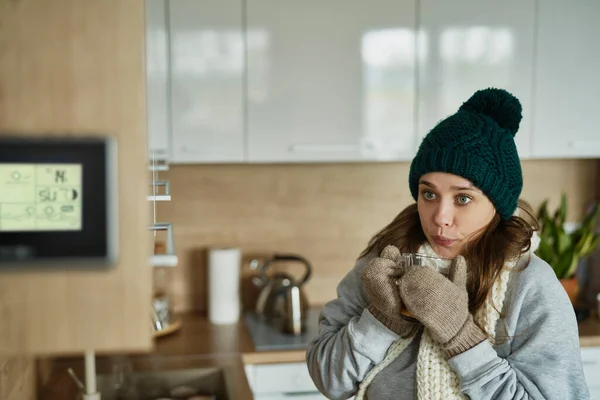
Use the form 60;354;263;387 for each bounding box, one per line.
95;366;224;399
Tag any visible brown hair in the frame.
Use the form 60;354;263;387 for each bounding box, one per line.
359;199;539;327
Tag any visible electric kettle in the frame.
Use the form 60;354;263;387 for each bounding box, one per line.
250;254;312;335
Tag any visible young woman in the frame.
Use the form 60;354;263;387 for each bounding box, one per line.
306;88;589;400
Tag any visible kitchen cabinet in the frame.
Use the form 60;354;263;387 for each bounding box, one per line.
417;0;535;158
253;394;326;400
168;0;245;163
581;347;600;399
531;0;600;159
245;362;327;399
146;0;171;163
245;0;418;162
152;0;600;163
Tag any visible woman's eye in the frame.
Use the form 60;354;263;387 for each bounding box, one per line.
422;191;435;200
457;195;472;205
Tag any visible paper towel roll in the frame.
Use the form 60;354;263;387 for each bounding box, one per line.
208;247;241;324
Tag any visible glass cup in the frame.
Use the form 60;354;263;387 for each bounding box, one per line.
397;253;453;317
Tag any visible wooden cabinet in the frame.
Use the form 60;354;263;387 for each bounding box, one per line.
245;0;418;162
417;0;536;158
168;0;245;163
531;0;600;159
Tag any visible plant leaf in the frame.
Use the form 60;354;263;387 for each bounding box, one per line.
557;229;571;254
547;222;559;250
535;196;600;279
582;202;600;232
581;234;599;257
565;255;580;278
537;199;549;222
536;239;554;263
588;236;600;257
575;233;592;254
559;193;568;226
554;250;574;279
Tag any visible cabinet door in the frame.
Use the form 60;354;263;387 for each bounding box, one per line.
168;0;245;163
580;347;600;399
246;362;325;397
531;0;600;158
418;0;535;158
145;0;170;162
246;0;417;162
254;394;326;400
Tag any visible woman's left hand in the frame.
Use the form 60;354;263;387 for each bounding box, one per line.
397;256;487;357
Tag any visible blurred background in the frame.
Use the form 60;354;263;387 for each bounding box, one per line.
1;1;600;399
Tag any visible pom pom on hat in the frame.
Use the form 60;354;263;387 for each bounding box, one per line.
459;87;523;137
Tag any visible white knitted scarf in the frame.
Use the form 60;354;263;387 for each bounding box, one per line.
354;237;539;400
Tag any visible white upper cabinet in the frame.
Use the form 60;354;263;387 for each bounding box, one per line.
245;0;418;162
147;0;600;163
417;0;535;158
168;0;245;163
145;0;170;161
531;0;600;159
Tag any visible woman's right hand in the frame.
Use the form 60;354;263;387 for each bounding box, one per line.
362;245;421;337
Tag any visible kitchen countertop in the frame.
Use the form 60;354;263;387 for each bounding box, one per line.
39;311;311;400
150;310;318;364
39;310;600;399
243;308;321;351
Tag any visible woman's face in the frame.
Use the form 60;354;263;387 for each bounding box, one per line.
417;172;496;258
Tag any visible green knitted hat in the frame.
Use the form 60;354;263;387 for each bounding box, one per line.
409;88;523;220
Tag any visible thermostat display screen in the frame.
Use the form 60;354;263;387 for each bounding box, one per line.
0;163;82;232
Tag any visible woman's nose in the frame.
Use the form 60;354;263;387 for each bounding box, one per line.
433;203;453;227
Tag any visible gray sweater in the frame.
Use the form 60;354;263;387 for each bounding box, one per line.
306;253;590;399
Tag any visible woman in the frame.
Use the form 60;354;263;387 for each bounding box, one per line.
306;88;589;399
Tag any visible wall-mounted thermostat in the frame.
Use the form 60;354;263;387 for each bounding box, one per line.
0;137;117;269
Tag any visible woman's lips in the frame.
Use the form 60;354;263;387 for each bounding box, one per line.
433;235;457;247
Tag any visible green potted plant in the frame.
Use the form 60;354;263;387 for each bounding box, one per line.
535;193;599;303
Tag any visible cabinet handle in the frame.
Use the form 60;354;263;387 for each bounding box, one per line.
180;145;202;153
289;143;374;153
149;148;168;156
280;391;323;397
180;145;226;154
569;140;600;149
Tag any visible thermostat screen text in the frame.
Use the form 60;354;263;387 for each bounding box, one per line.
0;164;82;231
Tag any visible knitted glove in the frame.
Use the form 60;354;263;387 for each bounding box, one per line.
362;245;421;338
398;255;486;357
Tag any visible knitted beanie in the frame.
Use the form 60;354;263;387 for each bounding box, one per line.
408;88;523;220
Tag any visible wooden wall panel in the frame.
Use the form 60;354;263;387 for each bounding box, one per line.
0;0;153;359
0;357;35;400
157;159;599;313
